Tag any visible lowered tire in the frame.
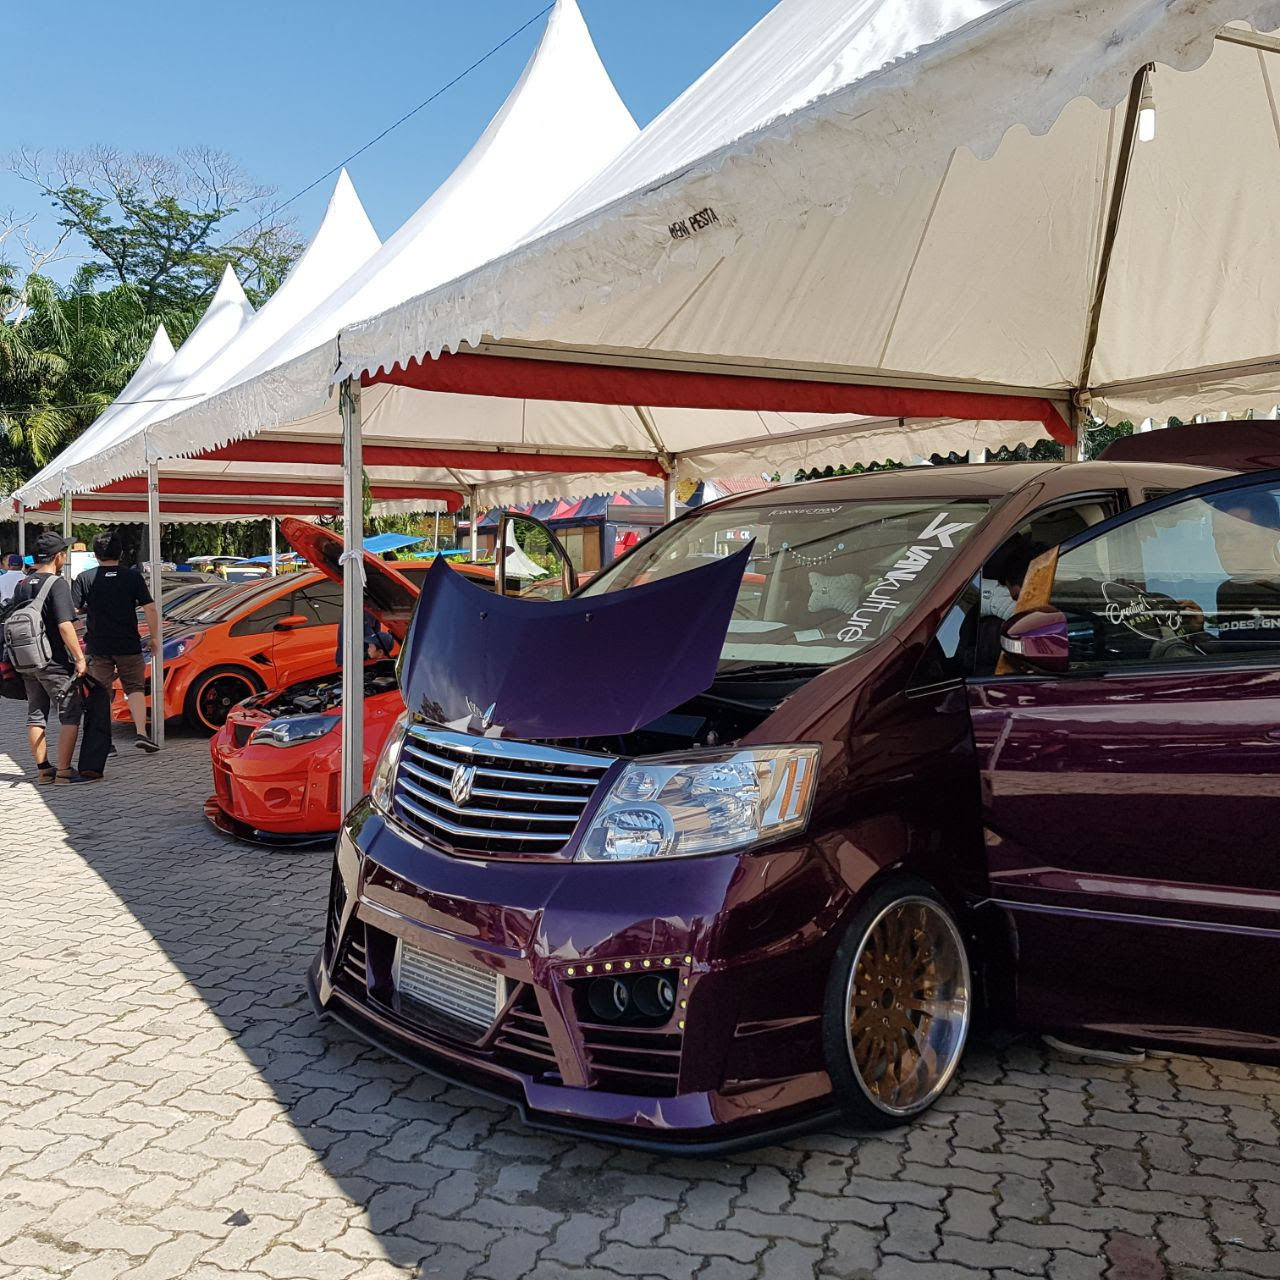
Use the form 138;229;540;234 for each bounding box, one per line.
185;666;264;734
822;877;972;1128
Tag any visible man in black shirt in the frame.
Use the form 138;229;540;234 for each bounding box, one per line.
73;530;161;751
12;532;87;783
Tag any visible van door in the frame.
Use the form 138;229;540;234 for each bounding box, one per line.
496;511;579;601
966;470;1280;1058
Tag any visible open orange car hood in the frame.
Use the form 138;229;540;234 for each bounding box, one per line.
281;519;420;640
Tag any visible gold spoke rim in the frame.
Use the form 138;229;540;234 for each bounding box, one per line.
844;896;971;1116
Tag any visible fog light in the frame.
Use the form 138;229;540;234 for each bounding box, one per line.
587;977;630;1022
632;973;676;1019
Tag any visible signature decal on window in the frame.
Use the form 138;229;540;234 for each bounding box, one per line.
1099;581;1185;637
837;512;975;644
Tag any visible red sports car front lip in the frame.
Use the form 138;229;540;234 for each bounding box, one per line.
210;709;342;836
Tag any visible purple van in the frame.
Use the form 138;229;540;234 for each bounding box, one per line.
311;460;1280;1148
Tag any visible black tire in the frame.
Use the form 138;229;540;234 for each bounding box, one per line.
184;666;265;734
822;876;972;1129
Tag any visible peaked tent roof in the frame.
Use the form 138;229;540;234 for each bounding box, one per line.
338;0;1280;458
59;0;657;509
13;171;390;518
16;268;255;508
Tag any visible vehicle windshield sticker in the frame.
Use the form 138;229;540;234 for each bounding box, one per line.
1100;581;1184;638
837;511;975;644
766;506;844;517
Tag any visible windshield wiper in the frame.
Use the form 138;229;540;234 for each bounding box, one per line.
715;661;826;680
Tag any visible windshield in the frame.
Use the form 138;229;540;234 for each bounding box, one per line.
180;577;298;625
581;498;990;667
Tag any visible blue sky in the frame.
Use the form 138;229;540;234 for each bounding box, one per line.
3;1;777;282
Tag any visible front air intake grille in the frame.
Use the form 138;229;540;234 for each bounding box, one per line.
336;922;368;993
325;870;346;965
231;721;255;748
580;1023;684;1097
391;727;611;857
492;987;560;1079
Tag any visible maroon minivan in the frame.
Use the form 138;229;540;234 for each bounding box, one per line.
311;460;1280;1148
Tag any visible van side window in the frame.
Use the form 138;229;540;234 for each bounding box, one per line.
1051;481;1280;668
910;494;1122;687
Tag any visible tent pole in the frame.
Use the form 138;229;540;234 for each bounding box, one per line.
1074;64;1151;455
663;468;678;523
147;462;165;750
270;517;278;577
340;377;365;818
433;510;440;553
16;503;25;559
468;487;479;562
61;496;72;580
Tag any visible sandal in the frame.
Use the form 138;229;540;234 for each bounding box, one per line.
54;770;94;785
36;763;56;784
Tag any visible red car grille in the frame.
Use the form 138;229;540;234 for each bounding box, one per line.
231;721;255;748
212;761;233;805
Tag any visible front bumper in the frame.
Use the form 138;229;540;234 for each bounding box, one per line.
209;715;341;837
312;805;845;1150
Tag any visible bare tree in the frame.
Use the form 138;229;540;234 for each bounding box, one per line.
0;208;72;323
10;146;301;310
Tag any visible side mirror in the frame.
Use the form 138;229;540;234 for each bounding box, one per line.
273;614;310;632
1000;607;1069;674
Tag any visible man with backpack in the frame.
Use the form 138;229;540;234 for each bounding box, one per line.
73;530;160;752
4;532;88;783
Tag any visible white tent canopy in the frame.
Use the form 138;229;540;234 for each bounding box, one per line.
15;269;253;510
12;171;396;518
332;0;1280;446
53;0;676;509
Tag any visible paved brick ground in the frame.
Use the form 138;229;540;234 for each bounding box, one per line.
1;711;1278;1280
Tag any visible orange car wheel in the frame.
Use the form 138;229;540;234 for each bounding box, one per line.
185;666;265;734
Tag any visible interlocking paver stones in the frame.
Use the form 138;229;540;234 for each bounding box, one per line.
2;718;1279;1279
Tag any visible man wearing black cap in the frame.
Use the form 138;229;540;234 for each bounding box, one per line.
10;533;88;783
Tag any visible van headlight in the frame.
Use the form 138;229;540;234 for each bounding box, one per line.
370;711;412;813
578;745;820;862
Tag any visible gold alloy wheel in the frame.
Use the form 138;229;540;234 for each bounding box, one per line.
844;896;971;1116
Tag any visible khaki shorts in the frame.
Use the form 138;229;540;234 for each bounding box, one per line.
89;653;148;695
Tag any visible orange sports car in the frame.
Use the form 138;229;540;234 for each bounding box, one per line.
119;568;360;733
205;522;501;844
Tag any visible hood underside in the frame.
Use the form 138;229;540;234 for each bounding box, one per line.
402;546;751;740
282;518;419;638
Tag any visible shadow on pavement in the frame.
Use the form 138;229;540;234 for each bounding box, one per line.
6;710;1277;1279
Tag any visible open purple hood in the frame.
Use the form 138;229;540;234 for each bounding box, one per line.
402;546;752;740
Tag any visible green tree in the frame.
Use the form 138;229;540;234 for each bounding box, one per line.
13;147;301;309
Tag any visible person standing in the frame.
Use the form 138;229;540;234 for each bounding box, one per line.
0;553;25;603
73;530;161;752
8;533;87;783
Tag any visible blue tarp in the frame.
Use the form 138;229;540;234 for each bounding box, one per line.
363;532;429;554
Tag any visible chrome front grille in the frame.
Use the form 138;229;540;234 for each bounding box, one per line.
392;727;612;856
